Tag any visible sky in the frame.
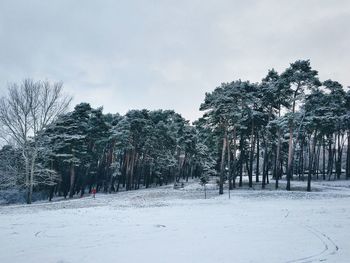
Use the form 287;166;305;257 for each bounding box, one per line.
0;0;349;121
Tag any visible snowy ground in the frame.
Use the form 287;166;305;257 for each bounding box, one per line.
1;180;350;263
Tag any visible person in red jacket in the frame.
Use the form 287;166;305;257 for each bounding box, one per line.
92;187;96;198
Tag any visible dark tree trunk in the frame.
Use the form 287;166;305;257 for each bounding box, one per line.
227;134;232;190
327;138;335;181
219;129;227;195
300;138;304;181
323;136;326;180
248;120;255;188
346;132;350;180
239;137;244;187
275;127;281;189
232;126;237;189
262;135;268;189
49;185;55;201
287;125;294;191
315;142;321;180
69;163;75;198
125;152;130;190
256;132;260;183
307;131;317;192
130;150;136;190
336;133;344;180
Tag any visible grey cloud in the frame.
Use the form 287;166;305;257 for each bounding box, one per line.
0;0;349;121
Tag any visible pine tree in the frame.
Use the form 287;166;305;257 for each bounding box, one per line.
281;60;320;190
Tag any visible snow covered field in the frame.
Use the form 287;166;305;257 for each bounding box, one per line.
1;180;350;263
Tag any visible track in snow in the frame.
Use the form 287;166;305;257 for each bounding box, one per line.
286;225;339;263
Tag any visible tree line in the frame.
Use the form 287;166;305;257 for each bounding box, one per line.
0;81;215;203
199;60;350;194
0;59;349;204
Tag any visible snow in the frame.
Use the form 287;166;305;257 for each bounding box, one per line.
1;180;350;263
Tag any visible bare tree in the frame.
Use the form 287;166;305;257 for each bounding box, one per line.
0;145;23;190
0;79;71;203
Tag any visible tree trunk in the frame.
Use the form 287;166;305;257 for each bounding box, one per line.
174;147;181;185
315;142;321;180
130;150;136;190
227;134;232;190
336;132;342;179
219;129;227;195
327;138;333;180
286;125;293;190
287;96;299;190
256;132;260;183
239;137;244;187
266;156;270;184
49;185;54;201
307;131;317;192
248;120;255;188
332;136;337;180
27;152;37;204
346;132;350;180
69;163;75;198
262;135;268;189
300;138;304;180
275;128;281;189
232;126;237;189
24;152;31;204
107;143;115;193
323;136;326;180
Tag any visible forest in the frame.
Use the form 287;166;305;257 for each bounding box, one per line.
0;59;349;204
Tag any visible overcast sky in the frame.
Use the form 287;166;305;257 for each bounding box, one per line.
0;0;349;121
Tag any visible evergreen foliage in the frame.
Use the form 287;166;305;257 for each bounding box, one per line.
1;60;350;202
